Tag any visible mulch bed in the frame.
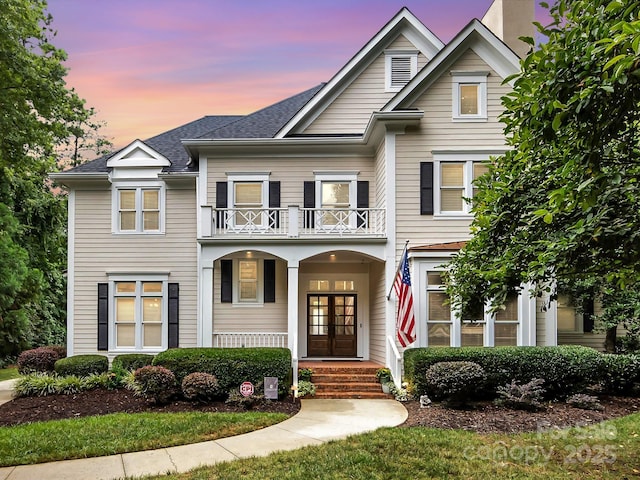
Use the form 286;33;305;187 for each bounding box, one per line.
1;388;638;434
401;396;640;434
0;388;300;427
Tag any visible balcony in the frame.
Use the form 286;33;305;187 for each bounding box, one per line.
200;206;386;239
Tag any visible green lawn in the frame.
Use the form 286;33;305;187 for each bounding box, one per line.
0;368;19;382
149;413;640;480
0;411;288;466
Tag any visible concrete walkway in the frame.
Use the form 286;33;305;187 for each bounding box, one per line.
0;391;407;480
0;379;18;407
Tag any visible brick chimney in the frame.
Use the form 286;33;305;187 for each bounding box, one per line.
481;0;535;58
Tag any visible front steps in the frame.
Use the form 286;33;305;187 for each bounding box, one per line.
299;362;392;399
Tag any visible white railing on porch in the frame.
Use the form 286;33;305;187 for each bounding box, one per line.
387;335;402;388
204;206;385;238
213;332;288;348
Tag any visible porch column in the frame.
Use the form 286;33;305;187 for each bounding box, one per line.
287;260;299;356
200;263;213;347
288;260;299;388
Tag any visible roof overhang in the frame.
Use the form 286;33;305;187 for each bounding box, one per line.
49;172;110;187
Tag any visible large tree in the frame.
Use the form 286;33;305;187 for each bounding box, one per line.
0;0;105;357
445;0;640;347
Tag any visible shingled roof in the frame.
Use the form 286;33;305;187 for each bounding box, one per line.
67;83;324;174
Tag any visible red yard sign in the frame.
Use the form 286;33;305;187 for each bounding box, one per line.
240;381;254;397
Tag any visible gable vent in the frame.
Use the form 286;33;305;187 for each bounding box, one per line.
390;57;412;88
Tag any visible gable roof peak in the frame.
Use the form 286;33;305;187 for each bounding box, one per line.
274;8;443;138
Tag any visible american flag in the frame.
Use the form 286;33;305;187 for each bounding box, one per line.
393;247;416;347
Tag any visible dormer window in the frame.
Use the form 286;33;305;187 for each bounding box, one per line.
385;50;418;92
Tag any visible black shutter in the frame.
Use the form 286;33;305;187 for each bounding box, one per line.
264;259;276;303
221;259;232;303
303;181;315;228
168;283;179;348
420;162;434;215
216;182;228;229
269;181;281;229
97;283;108;351
357;180;369;228
583;297;595;333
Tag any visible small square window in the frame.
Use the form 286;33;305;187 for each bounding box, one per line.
451;72;488;121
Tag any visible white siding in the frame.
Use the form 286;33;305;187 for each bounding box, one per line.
395;49;510;255
207;156;376;208
72;185;198;355
212;259;288;333
369;261;386;364
303;35;427;135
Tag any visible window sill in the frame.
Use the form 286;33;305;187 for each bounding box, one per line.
433;213;473;220
452;116;488;123
231;303;264;308
112;231;165;236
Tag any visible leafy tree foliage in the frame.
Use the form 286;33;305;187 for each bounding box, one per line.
445;0;640;347
0;1;106;356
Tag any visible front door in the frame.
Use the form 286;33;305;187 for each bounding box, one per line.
307;294;357;357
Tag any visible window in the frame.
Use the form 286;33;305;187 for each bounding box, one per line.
223;174;271;230
312;172;359;230
557;294;580;332
238;259;258;302
115;187;163;233
426;271;452;347
451;72;488;121
495;294;519;346
461;298;485;347
385;51;418;91
113;280;166;350
434;156;490;215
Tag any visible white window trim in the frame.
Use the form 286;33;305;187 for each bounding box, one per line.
111;181;165;234
314;172;358;230
385;50;419;92
232;257;264;306
433;153;491;217
108;274;169;353
226;173;270;230
451;71;489;121
419;260;528;347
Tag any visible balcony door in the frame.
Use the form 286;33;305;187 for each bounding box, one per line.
307;294;357;357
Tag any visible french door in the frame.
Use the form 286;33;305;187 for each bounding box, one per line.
307;294;357;357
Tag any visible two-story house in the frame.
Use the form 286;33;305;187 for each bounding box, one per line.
52;1;608;383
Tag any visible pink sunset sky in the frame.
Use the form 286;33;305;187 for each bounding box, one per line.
47;1;548;149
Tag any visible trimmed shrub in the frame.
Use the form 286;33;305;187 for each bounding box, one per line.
424;361;486;405
153;347;292;396
17;347;62;374
566;393;603;411
405;346;603;399
112;353;155;372
225;389;265;409
54;355;109;377
133;365;176;404
48;345;67;359
182;372;222;402
600;354;640;395
496;378;546;411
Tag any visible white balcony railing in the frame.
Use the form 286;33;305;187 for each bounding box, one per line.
205;206;385;238
213;332;288;348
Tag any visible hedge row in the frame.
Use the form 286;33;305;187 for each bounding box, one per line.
153;347;292;396
404;345;604;399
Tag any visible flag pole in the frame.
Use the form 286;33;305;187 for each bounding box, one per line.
386;240;410;300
